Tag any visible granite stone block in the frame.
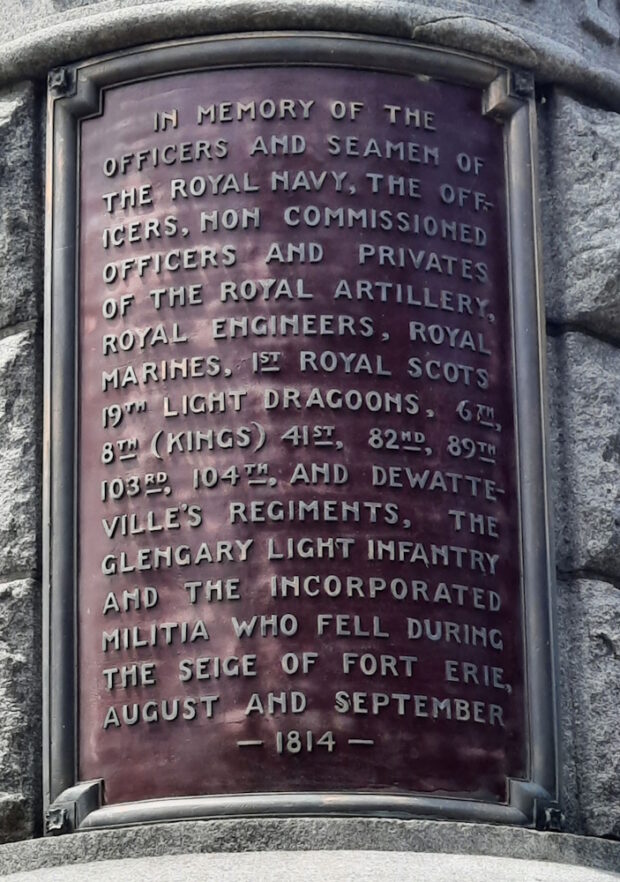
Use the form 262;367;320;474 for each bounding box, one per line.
0;819;617;876
557;577;620;839
547;332;620;579
0;578;41;843
541;92;620;339
0;328;40;581
0;83;41;333
2;849;620;882
2;1;620;110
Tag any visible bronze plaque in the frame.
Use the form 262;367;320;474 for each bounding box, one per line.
76;62;525;808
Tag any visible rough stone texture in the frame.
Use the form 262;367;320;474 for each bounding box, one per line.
547;332;620;579
557;577;620;839
0;77;43;848
0;328;40;582
1;1;620;109
541;92;620;339
0;820;618;876
0;329;42;842
0;579;41;844
1;850;620;882
0;83;41;333
543;93;620;843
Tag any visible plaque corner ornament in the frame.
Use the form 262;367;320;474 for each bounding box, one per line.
482;68;536;119
48;66;76;98
44;780;104;836
43;31;559;832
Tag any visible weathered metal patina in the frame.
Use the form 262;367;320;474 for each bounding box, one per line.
44;34;557;832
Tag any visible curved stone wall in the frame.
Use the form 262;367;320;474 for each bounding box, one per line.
1;0;620;107
0;0;618;874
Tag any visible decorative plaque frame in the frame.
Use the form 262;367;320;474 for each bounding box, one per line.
44;33;559;833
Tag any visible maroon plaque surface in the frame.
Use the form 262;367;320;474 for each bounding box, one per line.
78;66;525;807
